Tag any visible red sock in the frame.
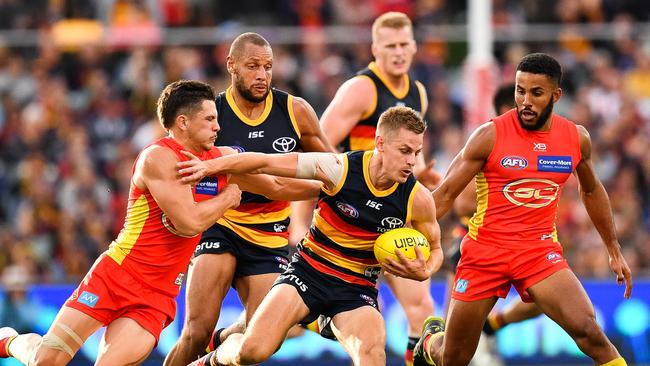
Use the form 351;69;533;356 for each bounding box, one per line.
0;336;16;358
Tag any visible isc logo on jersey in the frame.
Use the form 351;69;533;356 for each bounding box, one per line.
500;156;528;170
502;178;560;208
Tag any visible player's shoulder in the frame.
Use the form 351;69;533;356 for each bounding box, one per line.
216;146;238;156
289;94;316;113
139;143;177;163
471;121;496;141
343;73;376;93
411;183;435;218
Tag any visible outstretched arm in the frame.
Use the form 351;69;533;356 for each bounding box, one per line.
381;185;443;281
230;173;322;201
575;125;632;298
432;122;494;219
178;150;345;191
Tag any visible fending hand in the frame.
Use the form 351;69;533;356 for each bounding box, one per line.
177;150;209;185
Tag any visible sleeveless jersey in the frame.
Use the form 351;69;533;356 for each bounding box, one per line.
342;62;426;151
106;137;227;297
468;109;582;248
300;151;420;287
214;87;302;248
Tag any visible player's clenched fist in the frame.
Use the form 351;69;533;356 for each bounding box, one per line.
221;184;242;209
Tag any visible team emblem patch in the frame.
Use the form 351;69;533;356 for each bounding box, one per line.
546;252;562;263
336;201;359;218
500;156;528;170
455;279;469;294
77;291;99;308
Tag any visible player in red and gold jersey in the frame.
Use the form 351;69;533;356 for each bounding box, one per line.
0;80;320;366
414;53;632;366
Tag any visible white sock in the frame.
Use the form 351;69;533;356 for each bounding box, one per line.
8;333;41;365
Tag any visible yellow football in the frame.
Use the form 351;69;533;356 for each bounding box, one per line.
374;227;430;265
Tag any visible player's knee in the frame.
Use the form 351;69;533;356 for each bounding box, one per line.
358;342;385;362
181;321;213;348
404;294;434;327
570;315;606;345
31;348;68;366
443;343;474;366
237;337;275;364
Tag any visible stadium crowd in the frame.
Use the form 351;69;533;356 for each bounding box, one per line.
0;0;648;293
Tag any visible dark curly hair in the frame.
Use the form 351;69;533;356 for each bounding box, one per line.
516;53;562;85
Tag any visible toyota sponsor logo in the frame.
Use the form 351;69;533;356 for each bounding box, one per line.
502;178;560;208
380;216;404;229
272;137;297;153
336;201;359;218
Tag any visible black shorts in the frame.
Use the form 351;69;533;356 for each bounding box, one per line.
194;223;290;277
274;253;379;325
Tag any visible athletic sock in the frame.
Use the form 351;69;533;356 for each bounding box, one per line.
404;336;418;366
422;332;443;365
206;328;225;353
304;319;320;334
0;336;16;358
484;313;505;335
601;357;627;366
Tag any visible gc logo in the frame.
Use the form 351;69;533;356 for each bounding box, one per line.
502;178;559;208
272;137;297;152
380;217;404;229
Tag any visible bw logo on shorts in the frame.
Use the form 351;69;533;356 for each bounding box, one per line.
77;291;100;308
455;279;469;294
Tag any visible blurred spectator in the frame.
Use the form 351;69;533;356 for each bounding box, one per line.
0;265;37;334
0;0;647;282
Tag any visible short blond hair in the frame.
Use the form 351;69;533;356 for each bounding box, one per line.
372;12;413;43
377;106;426;138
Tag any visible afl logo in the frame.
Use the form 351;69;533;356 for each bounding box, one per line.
502;178;560;208
272;137;297;153
336;201;359;218
500;156;528;170
381;217;404;229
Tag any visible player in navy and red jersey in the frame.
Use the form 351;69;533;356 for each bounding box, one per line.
164;32;334;366
181;106;444;366
0;80;320;366
413;53;632;366
318;13;440;365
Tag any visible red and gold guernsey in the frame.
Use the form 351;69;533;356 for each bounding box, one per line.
106;137;227;297
468;109;581;248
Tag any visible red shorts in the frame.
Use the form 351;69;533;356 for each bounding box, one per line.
65;254;176;342
452;237;570;303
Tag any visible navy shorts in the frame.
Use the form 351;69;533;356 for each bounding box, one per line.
194;223;290;277
274;252;379;325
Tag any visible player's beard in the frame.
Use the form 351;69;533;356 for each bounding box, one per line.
234;72;269;103
517;98;554;131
